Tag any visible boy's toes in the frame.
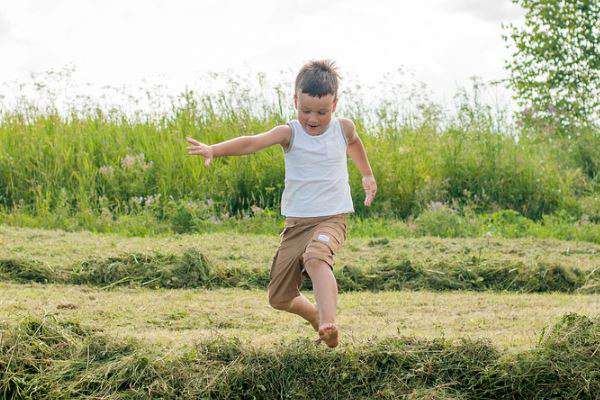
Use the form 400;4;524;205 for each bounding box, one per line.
318;323;339;348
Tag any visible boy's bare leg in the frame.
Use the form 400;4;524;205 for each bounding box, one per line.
304;259;339;348
285;293;320;331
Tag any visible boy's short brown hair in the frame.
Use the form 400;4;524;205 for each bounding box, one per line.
295;59;340;99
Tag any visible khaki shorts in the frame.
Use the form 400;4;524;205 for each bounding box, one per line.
268;213;348;308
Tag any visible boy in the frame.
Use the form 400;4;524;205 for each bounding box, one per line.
186;60;377;348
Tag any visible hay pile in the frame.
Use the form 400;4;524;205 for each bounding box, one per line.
1;314;598;399
1;249;598;293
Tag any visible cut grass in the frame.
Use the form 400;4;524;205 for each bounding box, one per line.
0;283;598;352
0;312;598;399
2;247;598;293
3;225;598;274
1;225;600;293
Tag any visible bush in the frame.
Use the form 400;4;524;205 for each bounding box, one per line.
414;203;474;238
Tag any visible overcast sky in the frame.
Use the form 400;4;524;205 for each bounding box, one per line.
0;0;525;109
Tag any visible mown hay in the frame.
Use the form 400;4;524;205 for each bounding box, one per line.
0;314;597;399
1;249;598;293
0;259;59;283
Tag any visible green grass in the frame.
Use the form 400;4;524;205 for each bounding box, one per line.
2;205;600;245
1;73;599;399
1;283;598;352
2;248;598;293
1;225;599;293
1;74;598;227
0;312;598;399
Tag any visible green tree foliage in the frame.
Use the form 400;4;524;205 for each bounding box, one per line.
503;0;599;135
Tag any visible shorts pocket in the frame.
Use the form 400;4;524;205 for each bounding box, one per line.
280;220;299;240
313;223;345;254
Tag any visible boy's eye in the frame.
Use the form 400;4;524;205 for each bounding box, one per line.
318;111;326;115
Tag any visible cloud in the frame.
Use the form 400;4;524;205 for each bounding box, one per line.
0;12;10;42
444;0;525;22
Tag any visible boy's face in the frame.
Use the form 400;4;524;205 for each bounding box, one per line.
294;92;337;135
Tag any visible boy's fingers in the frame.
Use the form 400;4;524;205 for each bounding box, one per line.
186;137;202;146
187;144;211;155
364;188;376;206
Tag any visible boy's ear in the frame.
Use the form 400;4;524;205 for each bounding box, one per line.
332;96;338;112
293;94;298;109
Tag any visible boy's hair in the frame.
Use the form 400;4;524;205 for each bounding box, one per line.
295;60;340;99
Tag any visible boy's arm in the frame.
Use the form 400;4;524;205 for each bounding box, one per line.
340;118;377;207
186;125;291;166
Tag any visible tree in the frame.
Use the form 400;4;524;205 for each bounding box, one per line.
503;0;599;136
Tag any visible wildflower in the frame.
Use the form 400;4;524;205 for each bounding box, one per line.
121;155;136;169
428;201;446;212
130;196;143;205
145;195;155;207
99;165;114;177
206;198;214;206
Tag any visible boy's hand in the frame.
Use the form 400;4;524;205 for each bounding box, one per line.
362;175;377;206
186;137;214;167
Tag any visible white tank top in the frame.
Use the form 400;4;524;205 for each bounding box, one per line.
281;118;354;217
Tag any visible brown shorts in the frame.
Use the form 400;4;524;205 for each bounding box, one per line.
268;213;348;308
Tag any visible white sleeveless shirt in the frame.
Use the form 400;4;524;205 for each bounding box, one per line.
280;118;354;217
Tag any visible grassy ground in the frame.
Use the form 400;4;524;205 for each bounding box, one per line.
1;283;598;353
2;312;597;399
1;224;599;398
1;225;599;274
1;224;599;352
2;75;598;398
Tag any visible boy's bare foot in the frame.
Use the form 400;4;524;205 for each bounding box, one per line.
318;323;339;348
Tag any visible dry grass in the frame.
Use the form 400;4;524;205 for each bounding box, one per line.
1;225;599;273
1;283;598;353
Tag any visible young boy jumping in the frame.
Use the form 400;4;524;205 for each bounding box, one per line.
186;60;377;348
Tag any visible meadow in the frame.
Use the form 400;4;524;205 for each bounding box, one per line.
0;74;599;233
1;75;599;398
1;224;599;398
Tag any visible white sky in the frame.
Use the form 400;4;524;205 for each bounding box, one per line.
0;0;525;110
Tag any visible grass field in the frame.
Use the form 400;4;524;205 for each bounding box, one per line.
1;74;599;398
1;224;598;352
1;224;599;398
2;225;599;274
1;74;599;229
1;283;598;353
1;224;599;399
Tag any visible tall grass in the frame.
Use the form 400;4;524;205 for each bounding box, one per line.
0;72;598;227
